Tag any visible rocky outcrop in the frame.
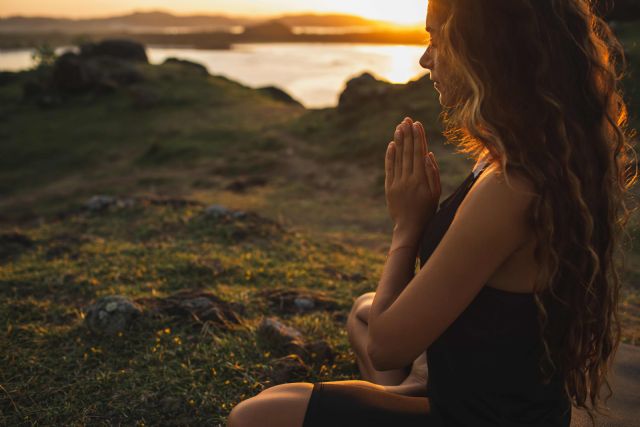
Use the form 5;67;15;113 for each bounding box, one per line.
337;72;394;113
257;86;304;107
51;51;145;94
162;57;209;76
22;38;148;105
79;39;149;63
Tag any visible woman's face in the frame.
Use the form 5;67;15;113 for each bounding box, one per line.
419;3;455;107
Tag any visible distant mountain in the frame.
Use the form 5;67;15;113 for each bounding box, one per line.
274;13;389;28
0;11;397;34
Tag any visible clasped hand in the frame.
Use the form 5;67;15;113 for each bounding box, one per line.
385;117;441;242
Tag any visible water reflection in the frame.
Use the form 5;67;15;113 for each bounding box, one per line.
0;43;428;108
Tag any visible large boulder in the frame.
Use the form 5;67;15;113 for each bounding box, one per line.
162;57;209;76
257;86;303;107
337;72;394;113
79;39;149;63
50;51;145;95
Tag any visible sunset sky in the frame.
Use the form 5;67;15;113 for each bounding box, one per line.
0;0;428;25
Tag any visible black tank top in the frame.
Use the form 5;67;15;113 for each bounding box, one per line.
418;164;572;427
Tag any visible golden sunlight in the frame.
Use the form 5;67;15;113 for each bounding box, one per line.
318;0;429;26
0;0;429;26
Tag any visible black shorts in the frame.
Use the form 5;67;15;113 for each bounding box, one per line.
302;382;446;427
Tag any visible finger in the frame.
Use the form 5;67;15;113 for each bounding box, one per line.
425;152;439;197
416;121;428;157
430;152;441;195
429;151;439;176
413;123;426;179
394;126;403;178
386;141;395;188
424;152;435;196
402;121;414;177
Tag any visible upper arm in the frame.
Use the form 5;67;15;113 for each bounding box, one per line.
367;168;537;370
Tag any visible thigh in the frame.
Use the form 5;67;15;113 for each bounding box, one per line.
302;380;444;427
229;383;314;427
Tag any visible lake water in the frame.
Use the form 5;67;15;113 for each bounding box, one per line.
0;43;428;108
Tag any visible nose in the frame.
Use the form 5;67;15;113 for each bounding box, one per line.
420;47;434;70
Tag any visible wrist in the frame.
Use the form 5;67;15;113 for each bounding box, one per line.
391;225;421;250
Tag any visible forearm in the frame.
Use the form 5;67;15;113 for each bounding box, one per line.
369;227;421;323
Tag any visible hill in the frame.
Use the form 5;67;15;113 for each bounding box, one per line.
0;11;398;34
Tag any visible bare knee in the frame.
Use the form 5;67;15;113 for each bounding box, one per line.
226;383;313;427
349;292;375;323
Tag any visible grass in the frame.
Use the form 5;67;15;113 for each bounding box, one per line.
0;202;382;425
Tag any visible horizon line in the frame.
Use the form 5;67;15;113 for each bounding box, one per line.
0;8;423;27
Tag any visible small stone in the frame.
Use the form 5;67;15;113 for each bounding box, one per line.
293;297;315;311
84;295;142;336
204;204;231;218
86;195;117;212
268;354;310;385
257;317;306;357
231;211;247;219
105;302;118;312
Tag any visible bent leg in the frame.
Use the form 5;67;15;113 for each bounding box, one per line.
302;380;438;427
347;292;422;387
227;383;314;427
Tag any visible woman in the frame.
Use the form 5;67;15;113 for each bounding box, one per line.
227;0;637;426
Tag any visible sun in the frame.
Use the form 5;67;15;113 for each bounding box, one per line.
312;0;428;26
358;0;428;25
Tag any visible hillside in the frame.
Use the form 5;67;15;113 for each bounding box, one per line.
0;11;398;34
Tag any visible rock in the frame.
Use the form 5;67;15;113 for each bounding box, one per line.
337;72;393;114
293;297;315;311
85;195;137;212
52;52;100;94
268;354;310;385
257;288;340;314
257;86;303;107
136;289;244;330
86;195;117;211
231;211;248;220
204;204;231;218
84;295;142;336
51;50;145;96
162;57;209;76
80;39;149;63
257;317;306;356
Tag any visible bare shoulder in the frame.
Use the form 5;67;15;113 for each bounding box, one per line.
455;162;537;248
465;162;537;212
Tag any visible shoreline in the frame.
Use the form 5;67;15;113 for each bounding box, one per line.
0;29;425;50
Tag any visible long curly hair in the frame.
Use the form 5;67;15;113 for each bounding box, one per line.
429;0;638;423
